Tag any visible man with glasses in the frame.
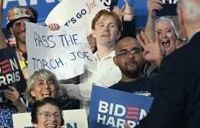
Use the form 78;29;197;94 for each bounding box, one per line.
110;37;155;96
31;97;64;128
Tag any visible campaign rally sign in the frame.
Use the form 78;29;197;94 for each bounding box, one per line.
0;47;26;102
89;86;153;128
156;0;177;16
45;0;106;35
26;22;95;80
12;109;88;128
2;0;149;28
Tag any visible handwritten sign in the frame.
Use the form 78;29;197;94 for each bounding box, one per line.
89;86;153;128
0;47;26;102
45;0;106;35
12;109;88;128
26;22;95;80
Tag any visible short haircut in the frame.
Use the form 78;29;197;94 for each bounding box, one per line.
91;9;122;32
31;97;63;124
26;69;59;103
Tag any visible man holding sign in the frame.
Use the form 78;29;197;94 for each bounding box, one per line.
61;10;122;114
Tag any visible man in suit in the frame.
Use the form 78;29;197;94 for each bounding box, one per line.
134;0;200;128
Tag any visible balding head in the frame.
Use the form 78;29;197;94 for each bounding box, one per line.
178;0;200;22
115;37;141;53
177;0;200;38
114;37;144;81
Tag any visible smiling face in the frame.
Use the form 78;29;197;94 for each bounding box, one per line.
114;37;144;81
10;18;30;45
156;20;177;56
92;15;121;48
34;103;62;128
30;79;57;101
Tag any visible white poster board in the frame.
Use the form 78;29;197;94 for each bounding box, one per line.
12;109;88;128
26;22;95;80
45;0;107;35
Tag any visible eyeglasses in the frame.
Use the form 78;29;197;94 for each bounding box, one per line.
38;111;61;119
115;47;143;57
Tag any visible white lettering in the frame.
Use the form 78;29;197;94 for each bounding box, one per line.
9;58;19;71
162;0;177;4
139;109;147;120
98;100;109;113
3;0;59;9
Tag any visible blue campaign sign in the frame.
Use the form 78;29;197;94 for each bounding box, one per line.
89;86;153;128
2;0;61;28
0;47;26;102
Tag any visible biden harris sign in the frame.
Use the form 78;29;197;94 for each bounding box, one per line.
89;86;153;128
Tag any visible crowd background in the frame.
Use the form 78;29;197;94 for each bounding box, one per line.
1;0;200;128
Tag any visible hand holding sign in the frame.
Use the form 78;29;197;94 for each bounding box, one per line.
26;22;95;80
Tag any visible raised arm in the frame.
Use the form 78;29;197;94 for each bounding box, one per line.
144;0;163;41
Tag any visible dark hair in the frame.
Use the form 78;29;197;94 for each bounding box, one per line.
91;9;122;32
31;97;63;124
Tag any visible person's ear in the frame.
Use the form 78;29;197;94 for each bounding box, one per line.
32;124;38;128
91;29;96;39
113;56;118;66
30;90;36;97
117;31;121;41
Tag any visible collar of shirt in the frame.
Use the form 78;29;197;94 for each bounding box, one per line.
187;27;200;43
93;51;115;62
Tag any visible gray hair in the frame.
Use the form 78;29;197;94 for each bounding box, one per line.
155;16;179;38
26;69;60;103
178;0;200;21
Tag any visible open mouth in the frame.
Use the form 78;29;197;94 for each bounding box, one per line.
42;92;51;97
46;124;57;128
160;38;176;55
161;39;171;48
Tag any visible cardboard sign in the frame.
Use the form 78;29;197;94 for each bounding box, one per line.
0;47;26;102
26;22;95;80
89;86;153;128
12;109;88;128
45;0;106;35
2;0;151;28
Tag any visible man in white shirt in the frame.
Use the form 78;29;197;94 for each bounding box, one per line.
61;9;122;113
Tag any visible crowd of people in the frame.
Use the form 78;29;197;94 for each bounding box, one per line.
0;0;200;127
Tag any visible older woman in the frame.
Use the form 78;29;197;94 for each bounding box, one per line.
26;69;79;110
26;69;59;103
31;97;64;128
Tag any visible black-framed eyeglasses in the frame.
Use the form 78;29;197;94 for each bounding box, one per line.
115;47;143;57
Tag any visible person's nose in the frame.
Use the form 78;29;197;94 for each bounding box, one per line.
103;24;109;31
127;51;136;59
19;22;26;32
49;114;57;122
43;82;50;89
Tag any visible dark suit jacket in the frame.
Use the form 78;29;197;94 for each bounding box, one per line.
137;31;200;128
